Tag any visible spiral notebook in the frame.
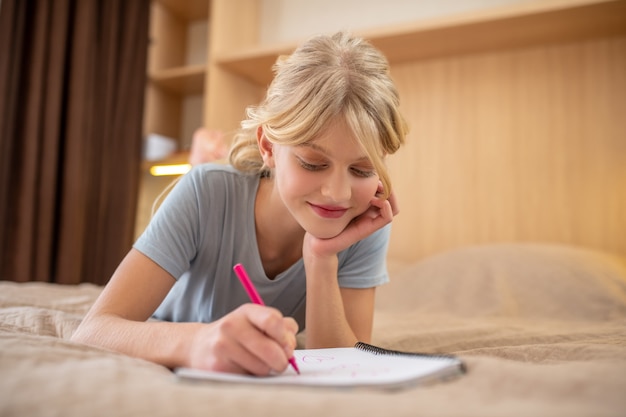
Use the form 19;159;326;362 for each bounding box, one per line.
175;342;466;390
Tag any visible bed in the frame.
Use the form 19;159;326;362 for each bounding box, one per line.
1;242;625;417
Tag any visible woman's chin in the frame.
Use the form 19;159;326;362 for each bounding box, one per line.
312;231;341;240
306;223;349;240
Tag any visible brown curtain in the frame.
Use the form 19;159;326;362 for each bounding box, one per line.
0;0;150;285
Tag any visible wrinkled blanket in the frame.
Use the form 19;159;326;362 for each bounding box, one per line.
1;243;625;417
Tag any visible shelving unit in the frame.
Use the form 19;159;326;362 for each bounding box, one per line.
143;0;262;151
143;0;210;147
143;0;626;154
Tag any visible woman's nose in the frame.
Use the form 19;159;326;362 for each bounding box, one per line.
321;168;351;202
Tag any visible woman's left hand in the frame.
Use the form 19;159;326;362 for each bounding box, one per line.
304;184;399;259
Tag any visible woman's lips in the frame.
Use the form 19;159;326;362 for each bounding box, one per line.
308;203;348;219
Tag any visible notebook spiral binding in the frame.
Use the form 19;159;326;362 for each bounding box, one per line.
355;342;460;361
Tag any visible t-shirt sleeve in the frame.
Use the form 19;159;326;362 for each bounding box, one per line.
336;223;392;288
133;168;203;279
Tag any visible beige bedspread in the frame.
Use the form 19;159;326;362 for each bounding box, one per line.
1;243;625;417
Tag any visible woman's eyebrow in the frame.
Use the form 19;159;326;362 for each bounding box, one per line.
299;142;370;163
298;142;327;153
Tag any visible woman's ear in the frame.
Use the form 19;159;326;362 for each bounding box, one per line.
256;126;275;168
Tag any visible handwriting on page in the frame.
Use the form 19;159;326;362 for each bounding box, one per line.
301;354;335;363
296;353;391;379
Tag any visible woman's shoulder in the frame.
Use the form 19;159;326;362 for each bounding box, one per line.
183;163;260;199
187;163;258;185
190;162;240;176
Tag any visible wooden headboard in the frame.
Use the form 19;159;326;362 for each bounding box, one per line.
387;36;626;262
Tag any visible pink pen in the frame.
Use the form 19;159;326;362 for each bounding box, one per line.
233;263;300;375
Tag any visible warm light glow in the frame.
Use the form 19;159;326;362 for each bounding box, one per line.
149;164;192;176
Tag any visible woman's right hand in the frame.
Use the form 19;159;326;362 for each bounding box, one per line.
187;304;298;375
72;250;298;376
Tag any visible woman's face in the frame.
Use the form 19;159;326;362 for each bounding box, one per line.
263;118;380;239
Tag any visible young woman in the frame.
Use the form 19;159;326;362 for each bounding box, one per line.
72;31;407;376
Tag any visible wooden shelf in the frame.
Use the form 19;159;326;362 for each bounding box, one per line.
150;64;206;95
217;0;626;86
157;0;209;21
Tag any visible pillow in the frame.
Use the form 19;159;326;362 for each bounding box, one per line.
377;243;626;321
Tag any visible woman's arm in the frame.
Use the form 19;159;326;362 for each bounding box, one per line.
303;249;375;347
71;249;298;375
303;191;397;348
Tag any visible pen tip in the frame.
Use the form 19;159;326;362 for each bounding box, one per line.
289;358;300;375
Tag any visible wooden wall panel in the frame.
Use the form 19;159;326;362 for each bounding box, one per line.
387;36;626;261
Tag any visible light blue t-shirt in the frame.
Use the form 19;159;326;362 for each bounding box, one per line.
133;163;390;329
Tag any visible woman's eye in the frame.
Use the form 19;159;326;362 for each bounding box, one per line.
297;158;325;171
351;167;376;178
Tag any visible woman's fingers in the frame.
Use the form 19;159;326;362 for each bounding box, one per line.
190;304;298;375
386;190;400;216
241;304;298;365
204;331;271;375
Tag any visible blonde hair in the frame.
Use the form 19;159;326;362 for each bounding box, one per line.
229;31;407;198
